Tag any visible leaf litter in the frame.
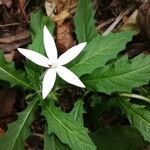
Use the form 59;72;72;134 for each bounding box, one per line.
0;0;150;149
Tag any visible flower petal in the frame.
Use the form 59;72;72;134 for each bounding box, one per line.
18;48;50;67
56;66;85;88
42;69;56;99
57;42;87;66
44;26;58;62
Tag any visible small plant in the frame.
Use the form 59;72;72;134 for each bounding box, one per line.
0;1;150;150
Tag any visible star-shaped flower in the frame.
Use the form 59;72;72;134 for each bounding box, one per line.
18;26;87;99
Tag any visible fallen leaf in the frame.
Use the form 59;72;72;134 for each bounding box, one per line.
120;9;139;33
55;0;76;53
0;0;3;5
56;22;75;53
3;0;12;8
45;0;56;17
0;127;5;137
0;29;31;52
53;10;70;23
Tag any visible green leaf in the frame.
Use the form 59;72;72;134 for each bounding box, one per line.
0;97;39;150
44;132;70;150
0;54;32;89
29;10;55;54
119;97;150;142
69;99;85;125
26;10;55;89
91;126;146;150
69;32;133;77
83;54;150;94
74;0;97;42
42;101;96;150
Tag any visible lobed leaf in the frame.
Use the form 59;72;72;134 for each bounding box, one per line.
74;0;97;42
42;101;96;150
83;54;150;94
0;54;32;89
0;97;39;150
118;98;150;142
69;32;133;77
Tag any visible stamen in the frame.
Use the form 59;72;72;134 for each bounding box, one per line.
48;64;52;68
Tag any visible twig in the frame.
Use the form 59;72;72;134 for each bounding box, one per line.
96;18;115;31
0;23;20;28
32;133;44;138
102;6;134;36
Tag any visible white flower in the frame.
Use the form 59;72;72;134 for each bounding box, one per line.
18;26;87;99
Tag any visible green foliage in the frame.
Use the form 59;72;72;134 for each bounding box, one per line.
29;10;55;54
44;133;70;150
0;97;39;150
42;100;96;150
26;10;55;89
83;54;150;94
1;2;150;149
69;99;85;125
44;100;85;150
0;54;32;89
91;126;146;150
119;97;150;142
74;0;97;42
70;32;133;77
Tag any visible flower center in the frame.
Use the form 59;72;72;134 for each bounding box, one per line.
48;63;57;69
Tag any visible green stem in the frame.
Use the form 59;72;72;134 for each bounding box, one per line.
120;93;150;104
25;90;42;100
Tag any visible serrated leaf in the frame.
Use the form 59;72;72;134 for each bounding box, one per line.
44;132;70;150
119;97;150;142
42;101;96;150
0;97;39;150
74;0;97;42
83;54;150;94
69;32;133;77
91;126;146;150
25;10;55;89
0;54;32;89
69;99;85;125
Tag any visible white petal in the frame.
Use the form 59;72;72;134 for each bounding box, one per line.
57;42;87;66
56;66;85;88
18;48;50;67
42;69;56;99
44;26;58;62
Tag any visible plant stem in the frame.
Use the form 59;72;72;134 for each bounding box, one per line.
120;93;150;104
25;90;42;100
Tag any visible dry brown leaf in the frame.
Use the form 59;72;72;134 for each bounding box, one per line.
2;0;12;8
0;29;31;52
0;30;30;43
56;22;75;53
53;10;70;23
0;128;5;137
55;0;76;53
0;38;30;52
45;0;56;17
0;0;2;5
